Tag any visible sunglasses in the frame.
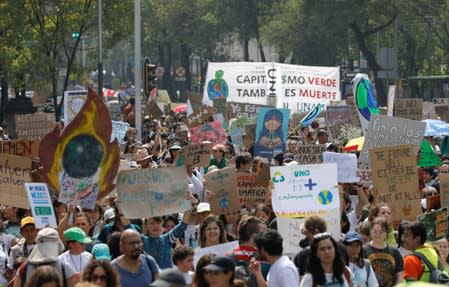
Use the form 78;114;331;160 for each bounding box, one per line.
92;275;107;281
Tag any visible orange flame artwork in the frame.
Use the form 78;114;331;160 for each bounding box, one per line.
39;88;120;209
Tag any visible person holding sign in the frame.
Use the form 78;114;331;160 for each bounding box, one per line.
199;216;228;248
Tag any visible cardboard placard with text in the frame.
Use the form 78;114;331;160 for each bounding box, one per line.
370;144;421;227
187;92;203;112
236;172;268;208
439;173;449;208
0;154;32;209
14;113;56;140
226;102;270;120
1;140;40;158
205;167;240;215
326;106;351;139
185;105;216;128
422;102;437;120
176;143;212;167
393;98;423;120
294;144;325;164
146;100;164;119
417;208;447;242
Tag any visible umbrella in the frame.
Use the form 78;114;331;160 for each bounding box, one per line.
344;136;365;152
173;104;187;113
422;119;449;137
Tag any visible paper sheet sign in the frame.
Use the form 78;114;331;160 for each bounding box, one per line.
25;183;57;228
323;152;359;183
193;241;239;267
271;163;339;217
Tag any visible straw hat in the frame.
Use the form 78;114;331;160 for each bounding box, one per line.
133;148;151;162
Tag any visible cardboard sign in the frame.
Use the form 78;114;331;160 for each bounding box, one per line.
439;173;449;208
271;163;339;217
228;117;256;146
111;121;130;145
326;106;351;139
422;102;437;120
345;96;362;128
226;102;270;120
116;167;190;218
190;121;227;145
426;195;440;212
236;173;268;208
359;115;426;168
146;100;164;119
1;140;40;158
185;105;216;128
417;208;447;242
277;208;341;256
294;144;325;164
205;167;240;215
435;104;449;122
194;241;239;267
64;90;88;125
255;162;271;188
25;183;57;228
323;152;359;183
370;144;421;227
418;140;441;167
14;113;56;140
176;143;212;167
187;92;203;112
0;154;31;209
254;108;290;159
393;98;423;120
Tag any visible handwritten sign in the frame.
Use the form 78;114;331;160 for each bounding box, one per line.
205;167;240;215
277;208;340;256
439;173;449;208
14;113;56;140
1;140;40;158
185;105;216;128
294;144;325;164
422;102;437;120
370;144;421;227
226;102;270;120
190;121;227;146
25;183;57;228
326;106;351;139
271;163;339;217
64;90;88;125
359;115;425;168
111;121;130;145
117;167;190;218
236;173;268;208
417;208;447;242
176;143;212;167
393;98;423;120
0;154;31;209
323;152;359;183
193;241;239;267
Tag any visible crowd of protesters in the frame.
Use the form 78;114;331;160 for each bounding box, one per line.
0;101;449;287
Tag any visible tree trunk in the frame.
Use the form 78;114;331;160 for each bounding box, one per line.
0;76;8;124
180;43;191;93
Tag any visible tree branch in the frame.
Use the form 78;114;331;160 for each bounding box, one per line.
363;12;398;36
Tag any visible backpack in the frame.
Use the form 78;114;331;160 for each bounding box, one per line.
413;252;449;284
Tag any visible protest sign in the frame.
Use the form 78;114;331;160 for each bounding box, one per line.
255;162;271;188
226;102;270;120
176;143;212;167
370;144;421;227
439;173;449;208
323;152;359;183
345;96;362;127
107;101;121;121
194;241;239;267
205;167;240;215
146;100;164;119
1;140;40;158
185;105;216;128
64;90;88;125
14;113;56;140
228;117;256;146
422;102;437;120
393;98;423;120
25;183;57;228
278;208;340;256
254;108;290;159
418;140;441;167
116;167;190;218
435;104;449;122
187;92;203;112
294;144;325;164
352;74;380;135
417;208;447;242
271;163;339;217
190;121;227;146
245;123;257;145
203;62;340;113
426;195;440;212
236;172;268;208
111;121;130;145
359;115;426;168
326;106;351;139
0;154;31;209
435;98;449;104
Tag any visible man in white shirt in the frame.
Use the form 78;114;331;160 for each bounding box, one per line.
59;227;93;283
250;230;300;287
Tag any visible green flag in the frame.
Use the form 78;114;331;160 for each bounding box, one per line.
418;140;441;167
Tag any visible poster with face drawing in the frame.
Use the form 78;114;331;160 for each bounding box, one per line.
254;108;290;159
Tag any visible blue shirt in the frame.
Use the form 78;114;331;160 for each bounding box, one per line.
142;222;187;269
112;254;160;287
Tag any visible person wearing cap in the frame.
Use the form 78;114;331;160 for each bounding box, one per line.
196;202;211;224
150;267;186;287
207;144;228;172
316;129;329;145
343;231;378;287
13;227;76;287
163;142;182;166
8;217;37;270
92;243;111;261
133;147;153;168
203;256;241;287
59;227;93;282
283;153;295;165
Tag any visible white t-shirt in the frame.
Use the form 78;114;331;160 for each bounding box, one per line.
174;265;193;285
347;210;360;232
349;261;378;287
58;251;93;274
301;267;353;287
268;255;300;287
0;233;16;254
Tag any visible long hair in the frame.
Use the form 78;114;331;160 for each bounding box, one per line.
192;254;214;287
307;234;345;285
199;215;227;248
25;265;61;287
368;202;389;223
81;259;120;287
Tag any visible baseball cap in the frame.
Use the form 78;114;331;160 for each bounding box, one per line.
169;144;182;150
20;216;36;229
283;153;294;163
203;256;236;272
197;202;211;213
104;208;116;221
92;243;111;260
343;231;363;245
151;268;186;287
28;228;65;264
63;227;92;244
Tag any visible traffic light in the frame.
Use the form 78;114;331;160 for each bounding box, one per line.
144;63;157;97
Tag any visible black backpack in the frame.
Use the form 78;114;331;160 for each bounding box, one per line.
413;252;449;284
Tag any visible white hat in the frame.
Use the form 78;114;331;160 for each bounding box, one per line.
104;208;116;221
197;202;211;213
28;228;64;264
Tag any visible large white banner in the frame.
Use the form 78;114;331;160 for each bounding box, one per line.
203;62;340;113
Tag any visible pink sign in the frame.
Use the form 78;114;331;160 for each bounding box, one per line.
190;120;227;145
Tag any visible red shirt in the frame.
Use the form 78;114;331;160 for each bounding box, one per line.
232;245;256;262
